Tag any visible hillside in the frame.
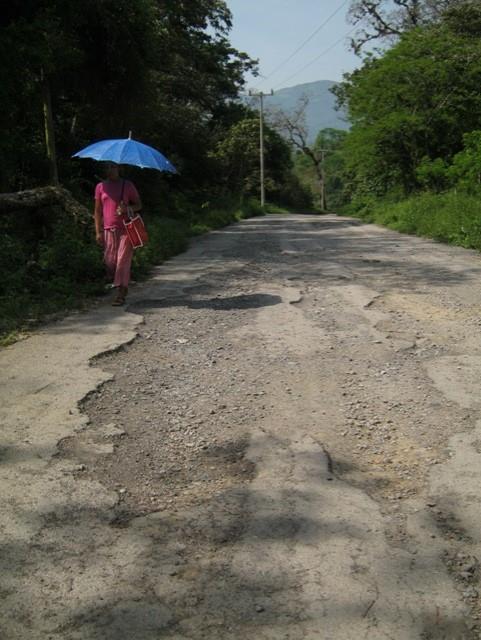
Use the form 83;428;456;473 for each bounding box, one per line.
248;80;349;144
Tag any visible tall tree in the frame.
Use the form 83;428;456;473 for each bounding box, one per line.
269;96;328;210
0;0;257;192
211;116;293;201
348;0;470;53
334;4;481;199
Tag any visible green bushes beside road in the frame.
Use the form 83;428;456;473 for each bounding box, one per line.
0;197;265;345
347;190;481;250
325;4;481;253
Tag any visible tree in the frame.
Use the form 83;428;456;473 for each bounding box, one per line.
292;128;348;211
333;8;481;201
211;116;294;201
347;0;470;53
269;96;328;210
0;0;258;193
447;131;481;192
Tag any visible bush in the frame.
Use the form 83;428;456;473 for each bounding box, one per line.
0;234;29;297
132;217;189;278
448;130;481;193
0;195;267;342
0;215;106;340
348;190;481;250
37;218;104;286
416;157;450;193
189;196;265;235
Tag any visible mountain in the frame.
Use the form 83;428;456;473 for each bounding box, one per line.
249;80;349;144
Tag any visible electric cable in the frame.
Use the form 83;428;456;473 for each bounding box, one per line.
274;25;357;90
262;0;350;82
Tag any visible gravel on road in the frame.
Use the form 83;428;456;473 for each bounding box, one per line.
3;214;481;639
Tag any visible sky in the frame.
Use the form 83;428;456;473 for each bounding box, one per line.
225;0;361;91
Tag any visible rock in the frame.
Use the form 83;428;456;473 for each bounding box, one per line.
459;571;473;581
460;562;477;574
101;421;117;432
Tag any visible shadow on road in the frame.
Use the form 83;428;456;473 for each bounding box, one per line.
129;293;283;313
3;431;475;639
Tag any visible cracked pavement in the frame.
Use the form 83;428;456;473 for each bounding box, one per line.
2;214;481;639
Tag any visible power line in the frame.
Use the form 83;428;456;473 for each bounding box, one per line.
274;26;357;90
262;0;350;83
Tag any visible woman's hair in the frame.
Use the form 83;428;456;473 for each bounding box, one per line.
104;162;122;177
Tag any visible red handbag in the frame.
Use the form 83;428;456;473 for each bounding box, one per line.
117;180;148;249
124;210;149;249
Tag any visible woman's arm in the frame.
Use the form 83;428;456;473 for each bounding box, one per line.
119;181;142;214
118;198;141;215
94;198;104;245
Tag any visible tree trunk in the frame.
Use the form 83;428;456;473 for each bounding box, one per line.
0;186;90;223
41;68;59;186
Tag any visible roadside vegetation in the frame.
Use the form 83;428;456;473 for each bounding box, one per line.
349;192;481;250
1;2;309;343
0;197;268;345
292;128;348;212
323;1;481;247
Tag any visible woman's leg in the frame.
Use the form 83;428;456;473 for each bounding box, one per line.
113;232;134;289
103;229;118;282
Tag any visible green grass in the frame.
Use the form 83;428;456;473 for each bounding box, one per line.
263;202;291;214
347;190;481;250
0;197;266;344
189;197;265;235
131;217;189;279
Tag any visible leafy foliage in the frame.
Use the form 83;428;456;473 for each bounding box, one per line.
210;117;301;203
348;0;469;54
293;128;348;211
415;157;450;193
0;198;264;341
1;0;308;208
334;6;481;205
447;131;481;192
350;190;481;250
330;1;481;261
0;0;257;193
1;0;312;340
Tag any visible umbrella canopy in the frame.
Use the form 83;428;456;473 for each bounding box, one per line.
72;135;177;173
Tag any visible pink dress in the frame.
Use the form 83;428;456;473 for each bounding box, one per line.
95;180;140;288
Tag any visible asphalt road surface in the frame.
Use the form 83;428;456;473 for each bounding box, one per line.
2;214;481;639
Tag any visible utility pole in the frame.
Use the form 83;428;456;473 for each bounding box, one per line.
249;89;274;208
319;148;326;212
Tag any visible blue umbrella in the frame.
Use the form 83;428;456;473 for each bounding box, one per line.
72;133;177;173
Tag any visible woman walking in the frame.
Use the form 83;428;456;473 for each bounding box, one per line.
94;162;141;305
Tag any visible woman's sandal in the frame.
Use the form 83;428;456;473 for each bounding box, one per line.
112;287;127;306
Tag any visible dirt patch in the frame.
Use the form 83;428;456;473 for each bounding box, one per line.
58;286;270;525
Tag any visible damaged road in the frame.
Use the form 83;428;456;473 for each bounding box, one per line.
2;214;481;639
